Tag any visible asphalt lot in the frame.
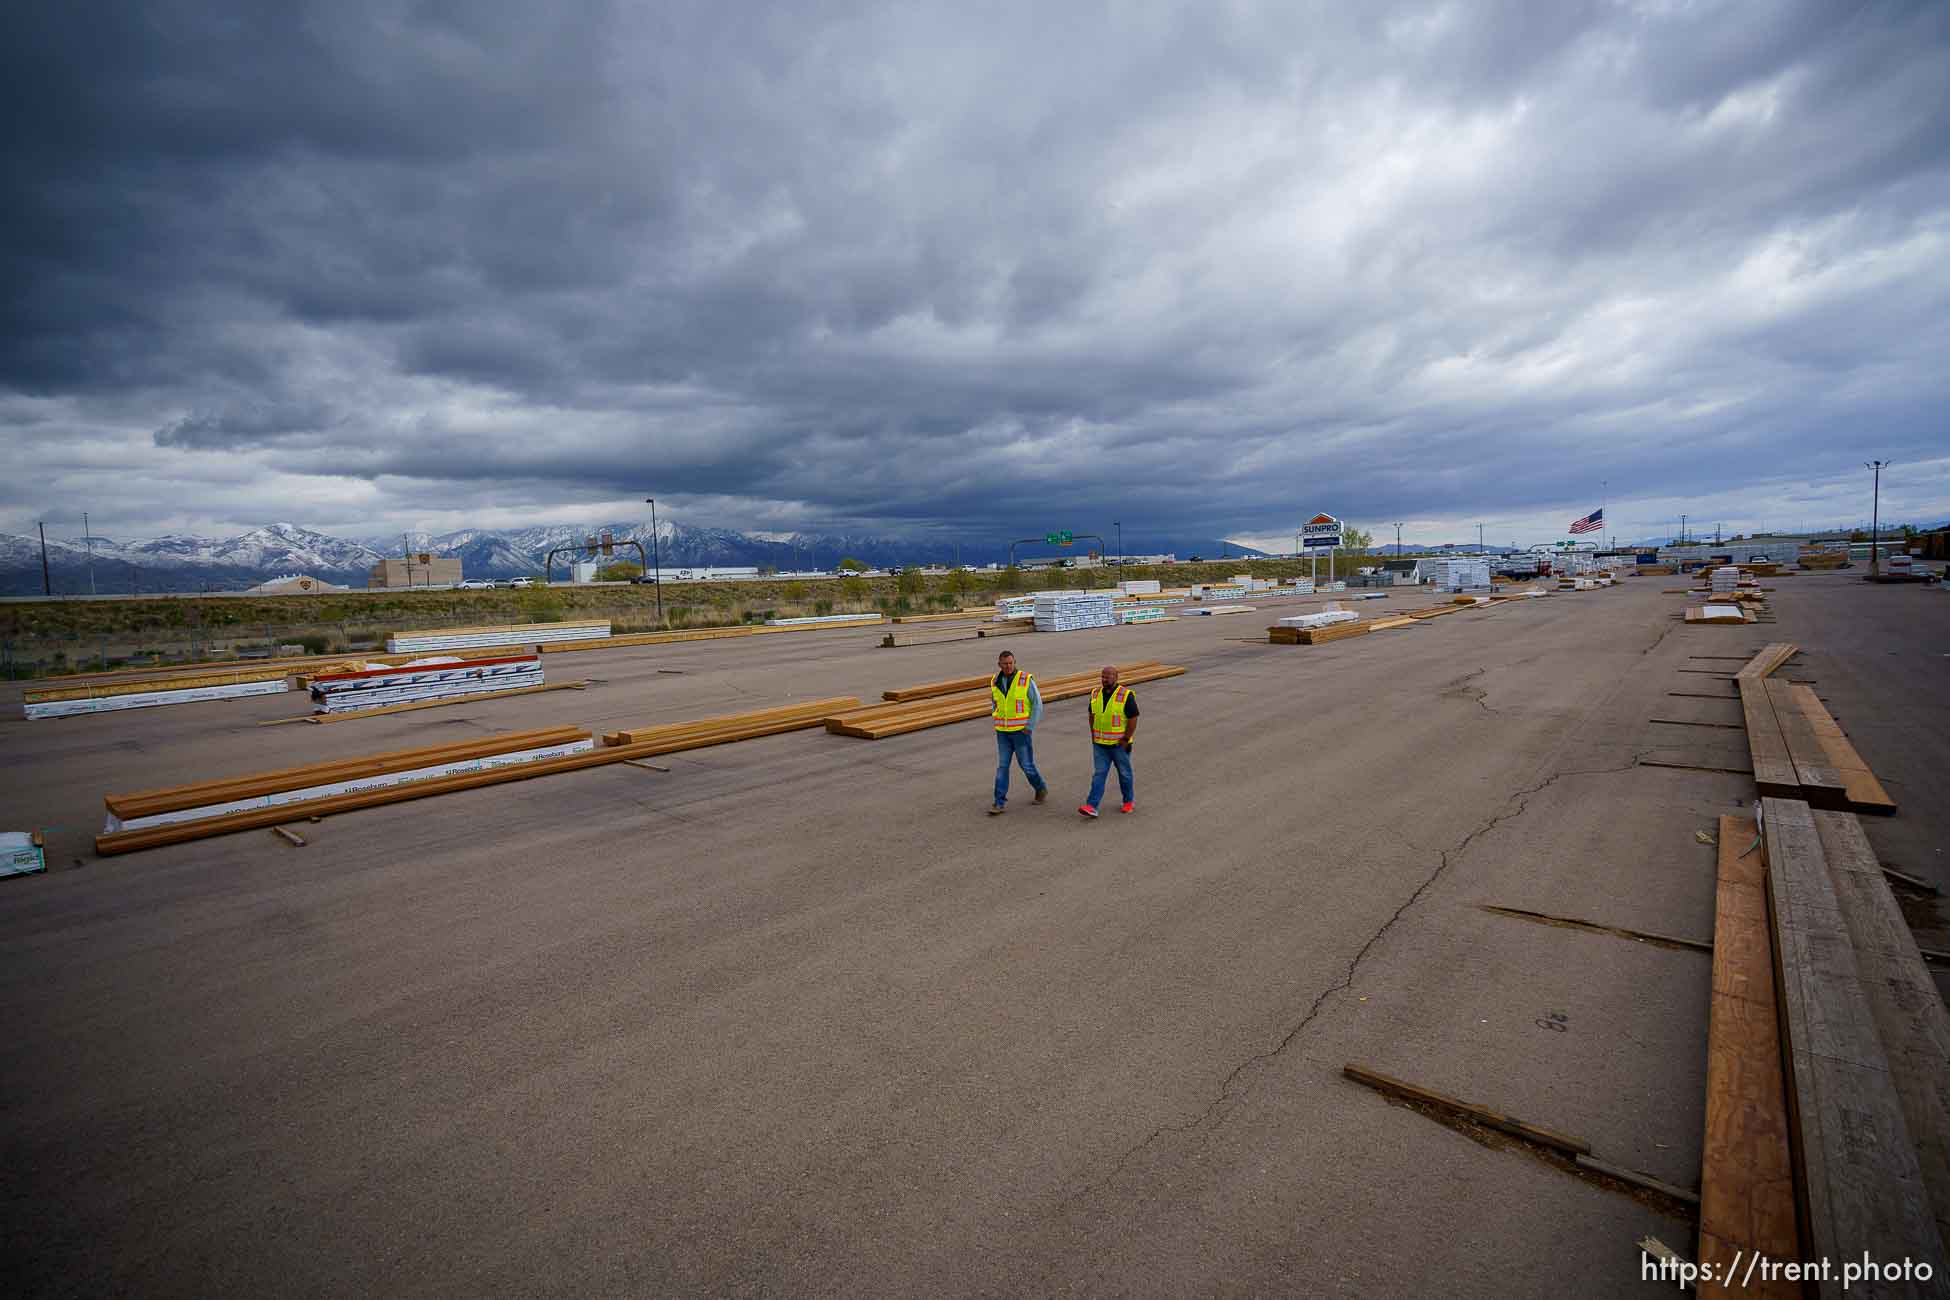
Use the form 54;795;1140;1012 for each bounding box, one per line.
3;576;1944;1296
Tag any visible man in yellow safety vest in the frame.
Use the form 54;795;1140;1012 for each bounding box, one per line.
988;649;1048;815
1078;664;1138;818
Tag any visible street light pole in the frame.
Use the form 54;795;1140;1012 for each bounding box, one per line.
1394;522;1403;556
1114;520;1121;568
1865;460;1888;577
645;497;664;625
83;511;96;595
37;521;51;596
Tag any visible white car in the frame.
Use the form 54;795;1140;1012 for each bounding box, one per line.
504;577;535;589
456;579;495;590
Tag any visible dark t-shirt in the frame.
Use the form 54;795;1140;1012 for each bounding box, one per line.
1091;687;1137;744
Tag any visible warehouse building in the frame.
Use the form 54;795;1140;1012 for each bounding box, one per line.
368;556;463;588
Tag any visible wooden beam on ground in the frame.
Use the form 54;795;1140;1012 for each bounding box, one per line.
1763;678;1848;810
1760;796;1948;1292
1811;810;1950;1249
1697;813;1800;1299
881;674;992;702
1735;643;1798;681
1737;678;1801;799
1788;684;1897;816
601;697;861;749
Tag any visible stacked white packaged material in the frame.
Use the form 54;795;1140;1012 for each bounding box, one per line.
764;613;880;626
1285;579;1316;595
1710;566;1741;592
308;654;543;713
1427;559;1491;591
25;677;291;721
387;622;607;653
1117;606;1171;624
1033;592;1116;632
994;596;1038;621
1196;585;1249;601
1118;579;1162;596
1275;610;1358;629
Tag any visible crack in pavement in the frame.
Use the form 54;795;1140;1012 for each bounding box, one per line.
1062;752;1645;1210
1438;666;1498;716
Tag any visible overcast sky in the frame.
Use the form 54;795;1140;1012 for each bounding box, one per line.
3;0;1947;550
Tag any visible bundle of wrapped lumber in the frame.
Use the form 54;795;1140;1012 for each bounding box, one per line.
386;621;607;653
308;654;542;713
538;616;883;654
765;613;879;626
1684;604;1752;625
1276;609;1358;629
24;665;295;720
1034;592;1115;631
102;727;595;835
825;661;1187;739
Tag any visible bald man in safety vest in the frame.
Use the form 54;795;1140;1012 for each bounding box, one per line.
1078;664;1138;818
988;649;1048;814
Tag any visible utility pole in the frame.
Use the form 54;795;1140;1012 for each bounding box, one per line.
37;521;51;596
645;498;664;625
1113;521;1121;569
83;511;96;595
403;532;412;589
1394;522;1403;556
1680;514;1687;545
1477;522;1484;553
1865;460;1888;577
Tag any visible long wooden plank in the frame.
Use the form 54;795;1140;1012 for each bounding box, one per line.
1790;685;1898;816
1738;678;1801;799
106;726;589;819
1811;810;1950;1248
882;674;992;702
828;664;1185;739
1698;814;1800;1299
1764;678;1849;810
1760;797;1947;1295
1736;643;1798;681
603;697;860;746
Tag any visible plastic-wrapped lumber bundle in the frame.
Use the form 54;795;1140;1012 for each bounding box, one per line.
1118;606;1172;624
1276;610;1358;629
995;596;1038;622
1118;579;1162;595
1710;565;1741;592
1427;559;1491;591
1033;591;1116;632
386;621;606;653
308;655;542;713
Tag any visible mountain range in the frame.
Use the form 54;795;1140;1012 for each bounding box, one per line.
0;521;1269;596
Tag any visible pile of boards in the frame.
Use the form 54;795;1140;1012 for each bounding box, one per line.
539;615;883;654
24;664;294;720
600;697;858;749
1736;643;1894;814
95;727;596;854
1034;592;1116;632
386;621;609;653
1685;604;1755;625
1698;640;1944;1286
308;654;543;713
824;661;1187;739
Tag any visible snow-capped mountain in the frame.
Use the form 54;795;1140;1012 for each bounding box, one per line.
0;518;1267;595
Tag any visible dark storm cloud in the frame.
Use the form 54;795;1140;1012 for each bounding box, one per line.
2;0;1948;546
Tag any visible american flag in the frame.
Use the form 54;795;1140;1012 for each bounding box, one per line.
1568;508;1603;535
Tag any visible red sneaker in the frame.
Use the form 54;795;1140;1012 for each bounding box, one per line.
1120;802;1135;814
1078;804;1099;819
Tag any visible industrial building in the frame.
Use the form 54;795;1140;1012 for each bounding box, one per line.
368;556;463;589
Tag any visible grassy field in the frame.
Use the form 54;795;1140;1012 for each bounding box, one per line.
0;557;1385;676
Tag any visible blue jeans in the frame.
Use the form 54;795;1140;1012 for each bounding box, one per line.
994;730;1046;806
1087;742;1134;808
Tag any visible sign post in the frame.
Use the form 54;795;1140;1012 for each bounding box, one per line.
1302;513;1343;586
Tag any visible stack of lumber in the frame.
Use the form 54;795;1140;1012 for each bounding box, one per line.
600;697;858;749
94;688;880;855
308;654;542;713
881;674;989;702
101;727;594;835
765;613;879;627
1758;797;1950;1278
1118;605;1174;624
24;665;295;720
976;622;1034;638
386;621;607;653
1637;565;1677;576
1268;620;1371;646
1034;591;1116;631
1799;552;1848;570
537;615;885;655
825;662;1186;739
880;627;981;648
1276;609;1358;629
889;611;986;625
1685;604;1754;624
1735;644;1895;814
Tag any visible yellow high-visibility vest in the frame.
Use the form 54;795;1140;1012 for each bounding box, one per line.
992;671;1034;732
1090;685;1131;744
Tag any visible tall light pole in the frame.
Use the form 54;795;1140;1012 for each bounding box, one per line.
645;497;664;625
1865;460;1889;576
1394;522;1403;556
37;521;51;596
83;511;97;595
1477;522;1484;553
1113;520;1121;568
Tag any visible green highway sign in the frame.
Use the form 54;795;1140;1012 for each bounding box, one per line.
1045;531;1073;545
